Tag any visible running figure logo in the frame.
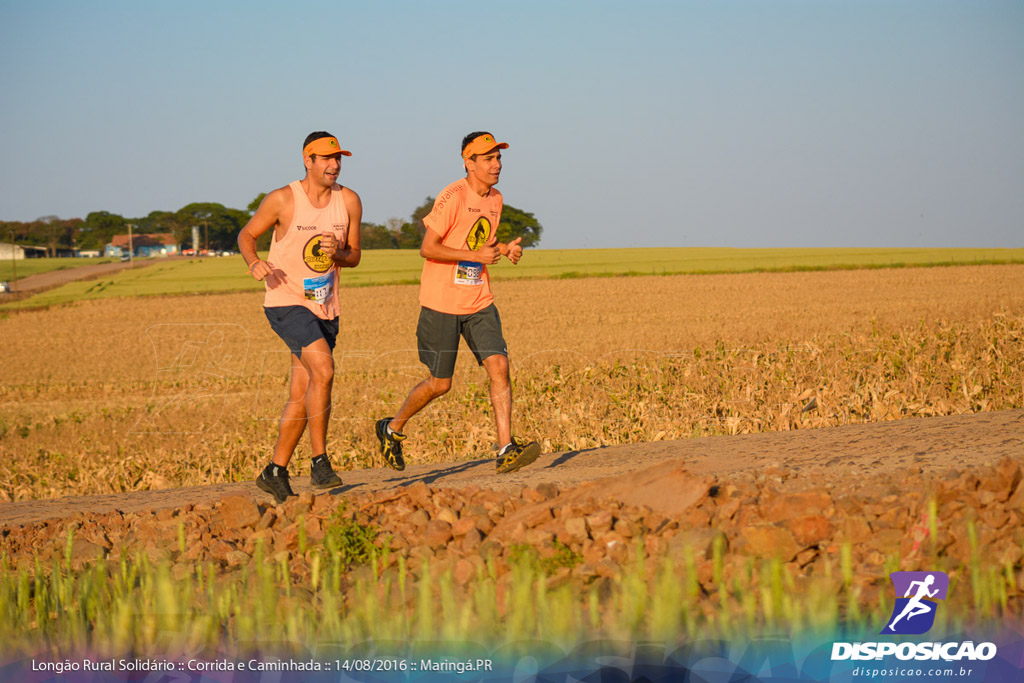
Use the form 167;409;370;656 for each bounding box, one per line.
466;217;491;250
881;571;949;635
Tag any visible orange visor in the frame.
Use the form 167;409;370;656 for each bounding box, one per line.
303;136;352;158
462;134;508;160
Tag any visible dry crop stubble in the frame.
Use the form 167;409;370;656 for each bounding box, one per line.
1;265;1022;501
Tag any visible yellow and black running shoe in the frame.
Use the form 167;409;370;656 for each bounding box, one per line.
496;437;541;474
375;417;407;471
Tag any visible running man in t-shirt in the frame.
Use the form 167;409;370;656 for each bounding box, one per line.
237;131;362;503
376;132;540;474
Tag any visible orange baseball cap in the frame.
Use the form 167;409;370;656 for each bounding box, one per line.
462;133;508;160
303;136;351;158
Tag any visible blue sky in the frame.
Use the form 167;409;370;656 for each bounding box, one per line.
1;1;1021;249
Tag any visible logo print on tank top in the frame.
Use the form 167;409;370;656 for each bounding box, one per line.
303;235;333;273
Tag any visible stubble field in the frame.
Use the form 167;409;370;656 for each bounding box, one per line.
2;263;1024;665
1;264;1021;503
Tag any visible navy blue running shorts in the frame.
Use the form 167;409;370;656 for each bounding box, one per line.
264;305;339;356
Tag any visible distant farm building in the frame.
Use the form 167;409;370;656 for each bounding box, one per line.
106;233;179;258
0;242;47;259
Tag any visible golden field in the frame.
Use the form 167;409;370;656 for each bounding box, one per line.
1;264;1022;502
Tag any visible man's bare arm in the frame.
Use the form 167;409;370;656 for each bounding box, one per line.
420;229;501;264
332;188;362;268
238;189;288;281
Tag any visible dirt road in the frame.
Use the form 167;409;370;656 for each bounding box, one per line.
2;409;1020;527
0;258;161;300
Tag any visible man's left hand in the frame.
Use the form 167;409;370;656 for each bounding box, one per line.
506;237;523;264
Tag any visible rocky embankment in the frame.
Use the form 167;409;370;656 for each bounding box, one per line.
4;455;1023;616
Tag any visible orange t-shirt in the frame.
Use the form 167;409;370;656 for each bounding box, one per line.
419;178;503;315
263;181;349;319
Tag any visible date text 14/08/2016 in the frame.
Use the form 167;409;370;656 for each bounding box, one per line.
339;659;494;674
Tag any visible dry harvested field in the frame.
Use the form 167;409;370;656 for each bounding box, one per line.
0;264;1022;502
1;264;1023;661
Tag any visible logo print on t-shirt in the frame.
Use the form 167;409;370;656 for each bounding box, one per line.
303;235;333;273
466;217;491;251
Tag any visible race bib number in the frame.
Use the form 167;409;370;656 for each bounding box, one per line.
454;261;484;286
303;272;334;303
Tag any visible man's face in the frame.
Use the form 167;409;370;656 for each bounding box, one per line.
307;152;342;185
466;147;502;188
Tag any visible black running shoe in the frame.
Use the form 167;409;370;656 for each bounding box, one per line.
375;418;406;471
256;465;297;504
496;437;541;474
310;454;343;490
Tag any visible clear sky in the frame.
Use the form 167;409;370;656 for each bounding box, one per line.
1;1;1021;249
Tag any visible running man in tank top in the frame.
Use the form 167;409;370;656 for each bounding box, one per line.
375;132;541;475
238;131;362;503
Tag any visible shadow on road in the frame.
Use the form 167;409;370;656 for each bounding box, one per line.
319;482;365;497
388;459;492;487
546;447;603;468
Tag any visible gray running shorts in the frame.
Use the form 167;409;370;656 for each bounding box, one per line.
417;304;507;379
265;305;339;356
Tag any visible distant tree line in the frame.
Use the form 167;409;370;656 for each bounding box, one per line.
1;195;543;255
0;215;85;257
358;197;543;250
0;204;257;255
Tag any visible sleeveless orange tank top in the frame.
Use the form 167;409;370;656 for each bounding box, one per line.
263;181;349;319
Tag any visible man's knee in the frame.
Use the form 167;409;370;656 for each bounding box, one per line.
428;376;452;397
312;362;335;386
287;382;308;402
302;354;335;387
483;353;509;380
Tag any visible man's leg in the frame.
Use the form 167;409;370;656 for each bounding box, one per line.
260;308;338;501
388;306;457;433
374;375;449;472
463;305;513;449
271;353;310;467
482;353;512;448
376;307;457;470
297;338;334;457
488;353;539;473
465;307;540;474
389;375;452;433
